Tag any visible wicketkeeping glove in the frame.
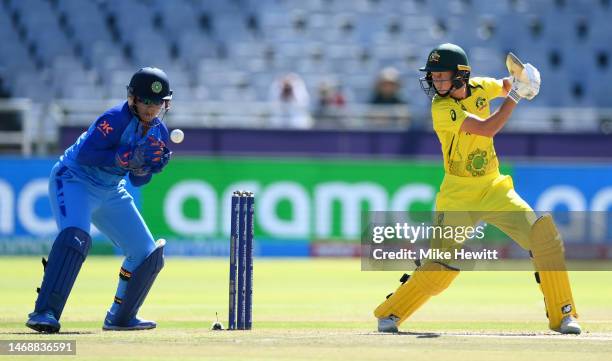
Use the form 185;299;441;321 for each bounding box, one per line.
115;144;141;170
138;135;165;165
150;146;171;174
116;136;165;174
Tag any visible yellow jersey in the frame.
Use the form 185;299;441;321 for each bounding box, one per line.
431;77;504;178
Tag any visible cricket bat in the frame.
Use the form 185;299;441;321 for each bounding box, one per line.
506;52;528;83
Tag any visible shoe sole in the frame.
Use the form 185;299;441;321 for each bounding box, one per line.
378;327;399;333
378;319;399;333
102;324;156;331
559;327;582;335
26;321;60;334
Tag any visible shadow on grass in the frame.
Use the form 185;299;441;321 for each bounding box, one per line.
1;331;95;335
362;331;441;338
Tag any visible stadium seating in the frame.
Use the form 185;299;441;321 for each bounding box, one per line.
0;0;610;111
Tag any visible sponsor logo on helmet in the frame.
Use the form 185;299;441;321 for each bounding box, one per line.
151;81;163;94
429;51;441;63
561;304;573;314
476;97;487;111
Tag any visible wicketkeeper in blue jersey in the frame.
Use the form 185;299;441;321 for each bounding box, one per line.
26;67;173;333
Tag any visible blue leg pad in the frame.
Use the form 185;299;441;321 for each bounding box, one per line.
107;240;165;326
34;227;91;320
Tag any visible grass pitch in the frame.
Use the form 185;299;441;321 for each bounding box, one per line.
1;257;611;360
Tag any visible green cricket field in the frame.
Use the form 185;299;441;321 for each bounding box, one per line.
1;257;611;360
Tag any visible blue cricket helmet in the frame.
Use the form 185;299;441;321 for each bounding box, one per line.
127;67;173;102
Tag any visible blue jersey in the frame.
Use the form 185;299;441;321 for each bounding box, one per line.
61;101;169;188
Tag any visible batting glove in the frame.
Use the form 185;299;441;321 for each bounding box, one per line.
509;63;541;103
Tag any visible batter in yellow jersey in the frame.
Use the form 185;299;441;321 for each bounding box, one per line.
373;43;581;335
433;76;502;178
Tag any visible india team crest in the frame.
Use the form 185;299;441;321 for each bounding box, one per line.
466;148;488;177
151;81;163;93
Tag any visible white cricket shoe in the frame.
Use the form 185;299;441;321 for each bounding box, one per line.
377;315;400;333
558;316;581;335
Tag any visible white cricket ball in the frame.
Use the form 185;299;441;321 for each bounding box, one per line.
170;129;184;144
